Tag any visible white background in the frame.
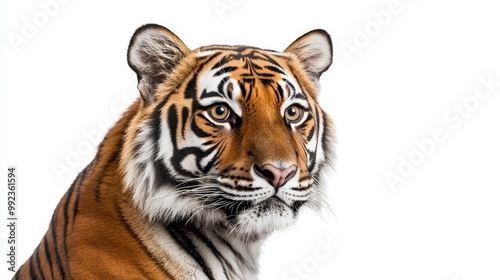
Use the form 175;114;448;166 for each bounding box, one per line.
1;0;500;279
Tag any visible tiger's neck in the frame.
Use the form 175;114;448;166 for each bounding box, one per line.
118;189;263;280
151;220;263;280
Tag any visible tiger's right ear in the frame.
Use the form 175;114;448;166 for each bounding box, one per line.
127;24;190;104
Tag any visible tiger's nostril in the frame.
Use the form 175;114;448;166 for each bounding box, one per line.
253;163;297;188
254;165;275;181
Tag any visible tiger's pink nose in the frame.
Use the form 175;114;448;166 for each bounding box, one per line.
254;163;298;188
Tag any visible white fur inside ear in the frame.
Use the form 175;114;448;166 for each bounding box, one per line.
127;24;189;103
128;30;154;73
128;28;185;74
285;30;333;78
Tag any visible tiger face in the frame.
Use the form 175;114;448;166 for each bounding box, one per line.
122;24;333;238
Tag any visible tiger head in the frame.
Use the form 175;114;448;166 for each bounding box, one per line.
121;24;334;239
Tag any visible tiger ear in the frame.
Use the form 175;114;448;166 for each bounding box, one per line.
284;29;333;84
127;24;190;104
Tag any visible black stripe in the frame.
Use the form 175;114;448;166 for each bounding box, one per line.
151;97;170;158
238;81;247;99
35;247;47;280
187;224;231;279
223;200;253;221
184;50;229;101
213;230;247;264
50;215;66;279
152;157;181;189
214;66;238;77
42;235;55;279
322;109;333;157
217;77;230;98
215;54;239;71
297;112;314;138
276;84;284;101
259;51;282;67
294;93;307;100
244;82;254;101
184;76;197;99
306;121;316;141
167;105;217;176
95;151;119;202
116;204;175;279
202;140;215;146
63;173;80;226
217;182;260;192
62;172;83;273
150;99;185;190
257;73;275;78
72;166;87;225
283;78;296;93
200;145;220;173
166;223;215;280
200;90;224;99
264;65;285;75
181;107;189;139
248;61;262;70
29;254;38;280
308;106;323;172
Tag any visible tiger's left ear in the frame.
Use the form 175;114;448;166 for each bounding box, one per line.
285;29;333;84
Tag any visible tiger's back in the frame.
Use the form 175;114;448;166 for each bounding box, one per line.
15;24;334;280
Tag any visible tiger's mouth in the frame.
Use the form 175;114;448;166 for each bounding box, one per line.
219;194;301;237
222;193;304;220
256;196;305;210
183;171;314;235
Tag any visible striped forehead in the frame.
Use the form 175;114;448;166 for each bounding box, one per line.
195;47;305;110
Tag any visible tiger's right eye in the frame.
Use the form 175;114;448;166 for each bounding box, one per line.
284;105;304;124
208;104;231;122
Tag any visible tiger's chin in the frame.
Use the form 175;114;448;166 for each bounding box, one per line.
224;197;299;240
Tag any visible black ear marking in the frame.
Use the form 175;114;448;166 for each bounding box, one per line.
127;24;190;104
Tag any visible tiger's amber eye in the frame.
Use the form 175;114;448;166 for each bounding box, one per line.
285;105;303;123
209;104;230;121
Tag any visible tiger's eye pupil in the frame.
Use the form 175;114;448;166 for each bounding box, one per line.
215;106;226;116
287;107;297;117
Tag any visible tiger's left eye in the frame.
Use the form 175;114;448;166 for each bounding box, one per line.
208;104;231;121
285;105;304;123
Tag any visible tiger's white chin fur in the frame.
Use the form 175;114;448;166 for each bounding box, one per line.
227;197;296;238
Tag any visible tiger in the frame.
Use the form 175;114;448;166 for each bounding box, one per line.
14;24;334;280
